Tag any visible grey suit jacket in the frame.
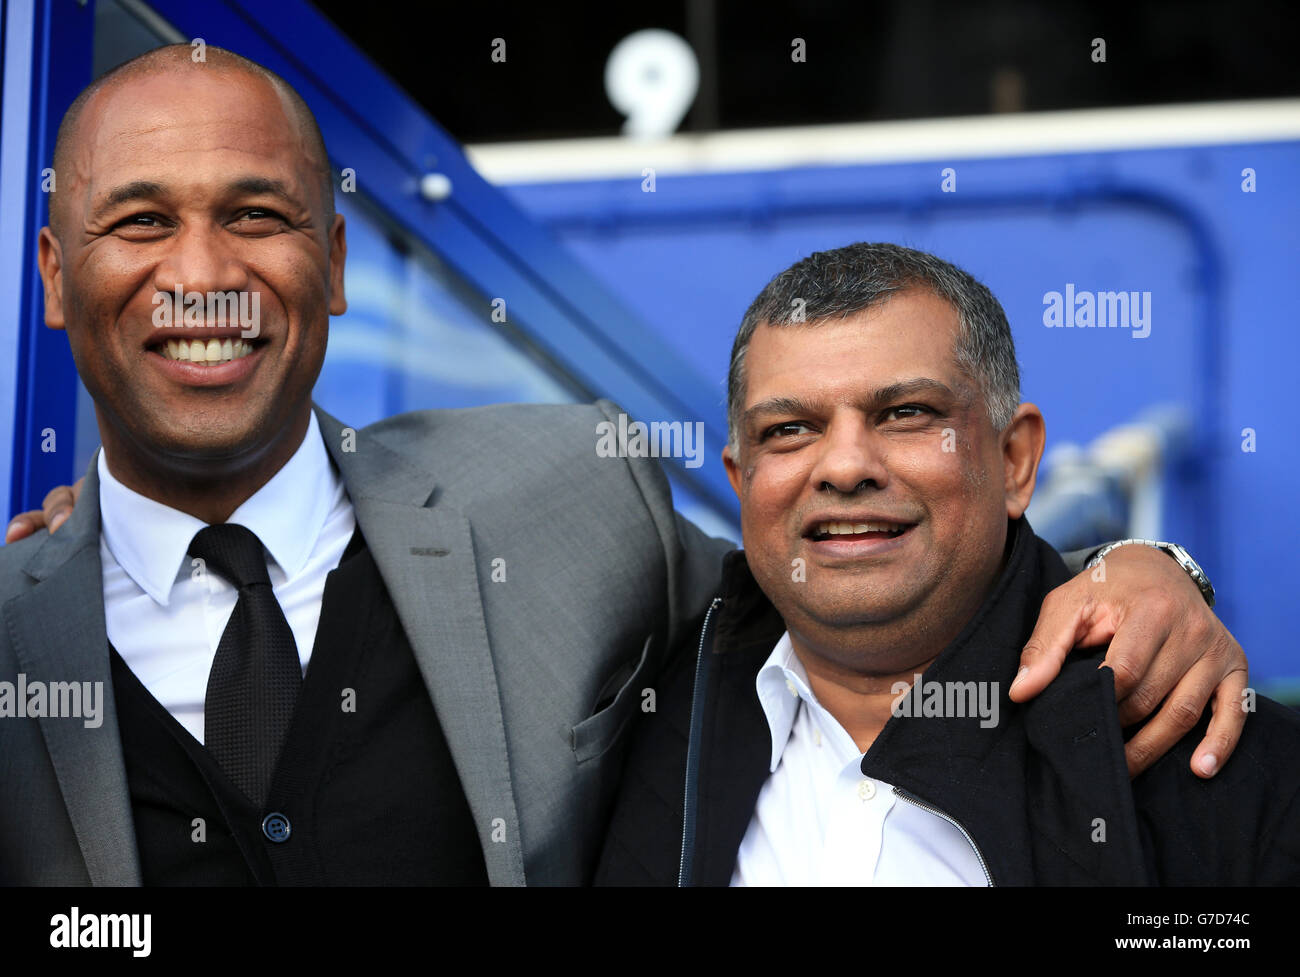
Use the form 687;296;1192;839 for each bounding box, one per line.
0;402;732;886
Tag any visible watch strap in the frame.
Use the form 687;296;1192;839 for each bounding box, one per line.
1085;538;1215;608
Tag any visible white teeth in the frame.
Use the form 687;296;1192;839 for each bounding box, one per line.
159;336;256;364
817;521;906;536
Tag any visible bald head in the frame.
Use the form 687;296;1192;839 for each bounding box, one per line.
49;43;333;236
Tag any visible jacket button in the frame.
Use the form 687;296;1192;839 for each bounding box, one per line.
262;812;292;843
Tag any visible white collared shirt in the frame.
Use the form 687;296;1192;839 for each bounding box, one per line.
730;632;989;886
98;411;356;744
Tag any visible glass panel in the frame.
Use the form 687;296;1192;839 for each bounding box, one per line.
92;0;179;76
313;193;580;428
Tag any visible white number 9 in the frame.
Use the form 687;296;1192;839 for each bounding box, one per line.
604;29;700;139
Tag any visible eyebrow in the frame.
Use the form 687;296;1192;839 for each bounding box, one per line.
91;176;302;219
94;180;166;216
742;377;957;427
226;176;300;204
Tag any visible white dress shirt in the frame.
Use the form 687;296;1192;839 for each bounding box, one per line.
731;632;990;886
98;411;356;744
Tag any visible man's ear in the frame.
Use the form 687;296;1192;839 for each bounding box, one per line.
722;443;743;499
37;226;65;330
327;212;347;316
1002;403;1045;520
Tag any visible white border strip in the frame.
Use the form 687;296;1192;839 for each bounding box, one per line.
467;99;1300;184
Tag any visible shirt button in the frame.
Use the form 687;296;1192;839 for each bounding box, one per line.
857;779;877;801
262;812;292;843
786;679;798;697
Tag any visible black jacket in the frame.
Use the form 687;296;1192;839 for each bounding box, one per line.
596;518;1300;885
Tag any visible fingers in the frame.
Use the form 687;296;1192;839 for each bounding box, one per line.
1119;629;1246;779
1010;587;1096;702
4;512;44;544
41;484;78;534
1103;596;1176;724
1120;656;1216;778
1189;652;1248;780
2;476;87;543
1112;599;1245;779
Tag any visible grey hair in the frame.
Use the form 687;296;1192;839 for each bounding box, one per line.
726;242;1021;452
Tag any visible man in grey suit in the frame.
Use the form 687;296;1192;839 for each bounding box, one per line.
1;44;1248;885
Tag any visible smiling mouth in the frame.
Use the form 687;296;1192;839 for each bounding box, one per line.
809;521;913;542
155;337;264;365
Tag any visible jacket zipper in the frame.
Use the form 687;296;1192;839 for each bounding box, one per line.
892;786;995;886
678;597;722;887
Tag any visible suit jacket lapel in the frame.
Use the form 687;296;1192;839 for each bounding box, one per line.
6;459;142;885
317;407;526;886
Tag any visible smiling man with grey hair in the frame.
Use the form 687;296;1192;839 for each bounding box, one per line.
597;242;1298;886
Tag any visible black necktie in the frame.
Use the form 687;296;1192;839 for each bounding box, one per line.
189;524;301;807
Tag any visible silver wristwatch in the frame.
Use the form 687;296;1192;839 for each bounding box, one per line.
1085;539;1215;608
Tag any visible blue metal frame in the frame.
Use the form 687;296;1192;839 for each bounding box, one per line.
4;0;739;520
2;0;94;519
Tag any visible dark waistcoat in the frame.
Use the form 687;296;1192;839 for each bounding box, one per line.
109;528;488;885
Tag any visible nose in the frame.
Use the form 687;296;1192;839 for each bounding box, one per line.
152;222;249;303
807;411;890;495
